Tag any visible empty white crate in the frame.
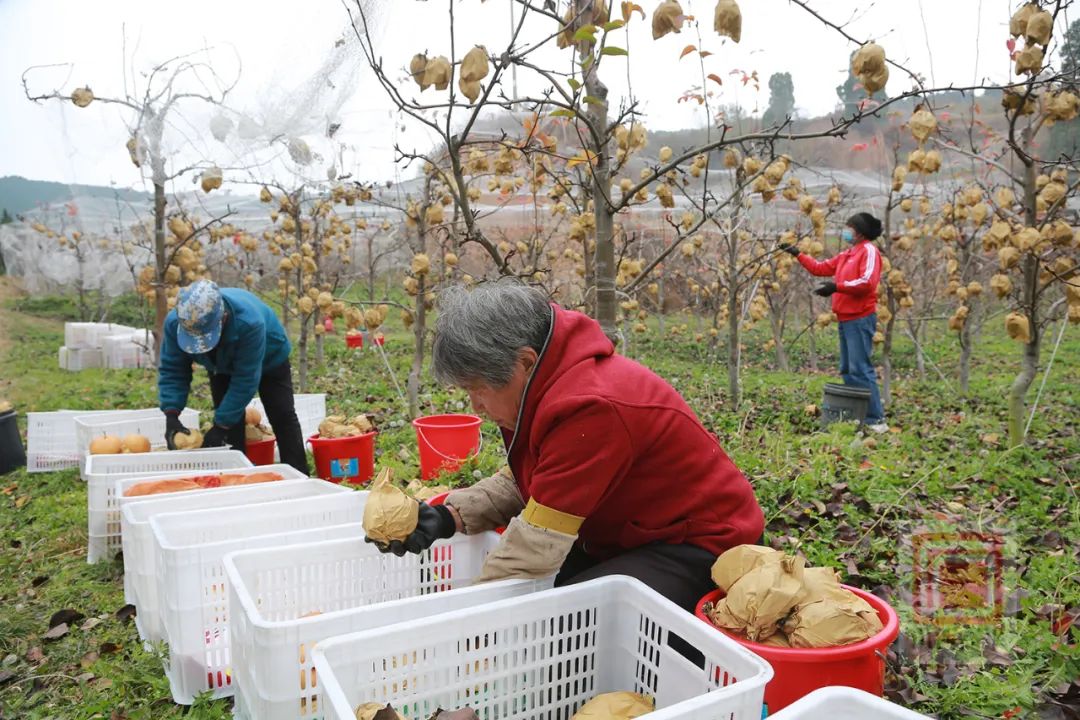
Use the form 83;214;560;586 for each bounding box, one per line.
313;576;774;720
76;408;200;472
768;687;932;719
150;492;368;704
247;394;326;446
85;448;252;563
225;534;552;720
25;410;119;472
119;475;346;644
103;334;154;369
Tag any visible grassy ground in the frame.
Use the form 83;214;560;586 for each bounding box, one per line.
0;285;1077;719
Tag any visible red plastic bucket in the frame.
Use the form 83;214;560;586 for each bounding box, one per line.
308;432;376;485
345;333;363;349
695;585;899;713
412;414;482;480
244;437;276;465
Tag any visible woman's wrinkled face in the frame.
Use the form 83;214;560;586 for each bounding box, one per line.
462;348;538;430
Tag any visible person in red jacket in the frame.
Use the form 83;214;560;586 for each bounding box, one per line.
366;282;764;612
782;212;887;431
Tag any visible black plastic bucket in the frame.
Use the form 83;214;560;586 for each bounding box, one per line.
0;410;26;475
821;383;871;428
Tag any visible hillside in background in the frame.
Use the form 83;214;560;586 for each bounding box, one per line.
0;176;152;219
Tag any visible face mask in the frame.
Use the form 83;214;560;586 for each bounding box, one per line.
841;228;856;244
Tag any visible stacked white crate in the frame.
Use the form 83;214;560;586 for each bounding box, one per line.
83;448;252;563
225;534;551;720
149;492;368;704
102;332;153;369
118;474;344;644
25;410;116;472
75;408;201;472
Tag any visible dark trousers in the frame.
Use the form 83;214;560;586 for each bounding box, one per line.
555;542;717;613
209;360;310;475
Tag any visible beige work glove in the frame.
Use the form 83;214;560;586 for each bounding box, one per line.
445;466;524;534
475;516;577;583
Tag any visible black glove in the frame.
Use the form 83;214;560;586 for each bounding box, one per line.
814;281;838;297
778;243;800;257
367;503;456;557
164;411;190;450
201;424;231;448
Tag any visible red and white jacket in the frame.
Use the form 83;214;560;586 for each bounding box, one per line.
797;240;881;322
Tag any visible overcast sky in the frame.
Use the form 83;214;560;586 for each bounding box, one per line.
0;0;1067;192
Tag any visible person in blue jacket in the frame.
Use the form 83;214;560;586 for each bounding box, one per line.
159;280;309;474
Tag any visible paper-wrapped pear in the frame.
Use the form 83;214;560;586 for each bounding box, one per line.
363;469;420;544
572;692;654;720
710;544;780;592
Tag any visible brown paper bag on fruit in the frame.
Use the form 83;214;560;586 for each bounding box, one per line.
363;468;419;544
572;692;654;719
355;703;405;720
783;588;883;648
719;554;808;641
710;544;780;591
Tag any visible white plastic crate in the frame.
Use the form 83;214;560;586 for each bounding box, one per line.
247;394;326;446
85;448;252;563
76;408;200;472
150;492;368;704
64;321;136;349
120;475;347;644
768;687;933;719
313;576;774;720
59;346;104;371
25;410;118;472
226;534;553;720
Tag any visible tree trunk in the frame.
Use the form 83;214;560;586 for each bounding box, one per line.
958;308;972;395
1008;145;1041;447
768;305;789;371
152;178;168;364
807;295;818;372
882;292;897;407
908;317;926;378
298;316;309;393
657;272;665;335
407;273;427;419
367;233;376;300
726;235;741;407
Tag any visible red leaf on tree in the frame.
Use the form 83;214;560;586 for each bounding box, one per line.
1006;38;1016;53
851;143;869;152
706;73;723;87
679;45;696;59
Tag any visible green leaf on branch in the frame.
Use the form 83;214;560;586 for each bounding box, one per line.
573;25;597;42
567;78;582;91
601;46;629;56
550;108;577;118
583;95;606;106
603;20;626;31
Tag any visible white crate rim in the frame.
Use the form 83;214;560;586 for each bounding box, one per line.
149;490;367;552
115;465;312;506
224;533;505;630
767;686;933;719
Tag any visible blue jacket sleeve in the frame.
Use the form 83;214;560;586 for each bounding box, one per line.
158;315;193;414
214;318;266;427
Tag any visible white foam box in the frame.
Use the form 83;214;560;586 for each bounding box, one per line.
313;576;774;720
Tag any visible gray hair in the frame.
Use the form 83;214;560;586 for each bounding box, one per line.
432;281;552;387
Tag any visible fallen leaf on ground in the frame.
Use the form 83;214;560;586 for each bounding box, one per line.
43;623;68;641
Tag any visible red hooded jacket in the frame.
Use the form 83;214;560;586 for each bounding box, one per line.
501;305;764;560
797;240;881;322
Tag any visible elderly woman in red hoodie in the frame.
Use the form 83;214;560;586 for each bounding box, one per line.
782;211;887;431
367;282;764;612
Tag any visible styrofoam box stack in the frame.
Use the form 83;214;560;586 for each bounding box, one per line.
225;534;552;720
150;492;368;704
75;408;200;473
25;410;118;472
246;394;326;446
84;448;252;563
65;322;137;349
313;576;774;720
102;334;153;369
767;687;932;719
59;346;104;371
120;475;345;644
